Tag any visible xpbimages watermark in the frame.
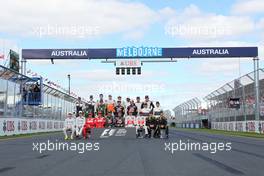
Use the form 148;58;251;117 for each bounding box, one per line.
164;140;232;154
32;24;100;38
32;140;100;154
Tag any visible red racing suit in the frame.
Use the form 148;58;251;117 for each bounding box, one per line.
94;117;106;128
82;118;95;138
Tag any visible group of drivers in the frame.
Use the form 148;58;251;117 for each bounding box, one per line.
63;94;168;139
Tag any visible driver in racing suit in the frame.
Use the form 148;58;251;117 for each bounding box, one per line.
114;101;125;127
126;100;137;127
76;97;83;117
85;95;96;117
135;96;142;116
96;99;107;117
106;95;115;115
127;100;138;116
141;95;155;114
82;112;94;139
75;111;85;138
153;101;163;118
136;103;149;138
158;112;169;138
63;112;75;140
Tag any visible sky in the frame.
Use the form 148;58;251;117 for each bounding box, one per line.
0;0;264;111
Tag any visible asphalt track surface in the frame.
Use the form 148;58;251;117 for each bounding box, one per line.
0;128;264;176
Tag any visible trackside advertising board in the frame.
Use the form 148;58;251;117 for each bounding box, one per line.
211;121;264;133
0;118;64;136
22;47;258;59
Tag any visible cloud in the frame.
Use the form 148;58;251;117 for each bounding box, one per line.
122;30;146;41
0;0;160;39
153;82;222;110
199;59;241;76
158;6;177;20
231;0;264;14
164;4;256;41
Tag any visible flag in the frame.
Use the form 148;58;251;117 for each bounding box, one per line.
0;54;4;59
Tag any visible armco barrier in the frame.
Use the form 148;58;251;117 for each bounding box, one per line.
211;121;264;133
0;118;64;136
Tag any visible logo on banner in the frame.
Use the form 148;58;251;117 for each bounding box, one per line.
100;129;116;138
115;129;127;136
100;128;127;138
21;121;28;131
192;48;229;55
116;47;162;57
51;50;87;57
6;120;15;132
30;121;37;130
39;121;45;130
116;60;141;67
247;122;255;132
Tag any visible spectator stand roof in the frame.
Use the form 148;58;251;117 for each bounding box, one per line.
0;65;80;103
204;68;264;102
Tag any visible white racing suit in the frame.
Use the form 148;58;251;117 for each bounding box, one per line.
141;101;155;112
125;115;136;127
63;118;75;139
153;107;163;118
136;116;148;136
75;116;85;136
136;108;150;136
135;102;142;116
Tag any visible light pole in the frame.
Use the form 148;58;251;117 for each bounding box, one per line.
68;74;71;95
253;57;260;133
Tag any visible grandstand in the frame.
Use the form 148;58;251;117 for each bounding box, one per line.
0;65;84;136
173;98;207;128
173;69;264;133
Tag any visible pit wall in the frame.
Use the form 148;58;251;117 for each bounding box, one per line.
0;118;64;136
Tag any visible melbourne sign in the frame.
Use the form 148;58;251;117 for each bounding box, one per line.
116;47;162;58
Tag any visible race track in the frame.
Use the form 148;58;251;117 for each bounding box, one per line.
0;128;263;176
